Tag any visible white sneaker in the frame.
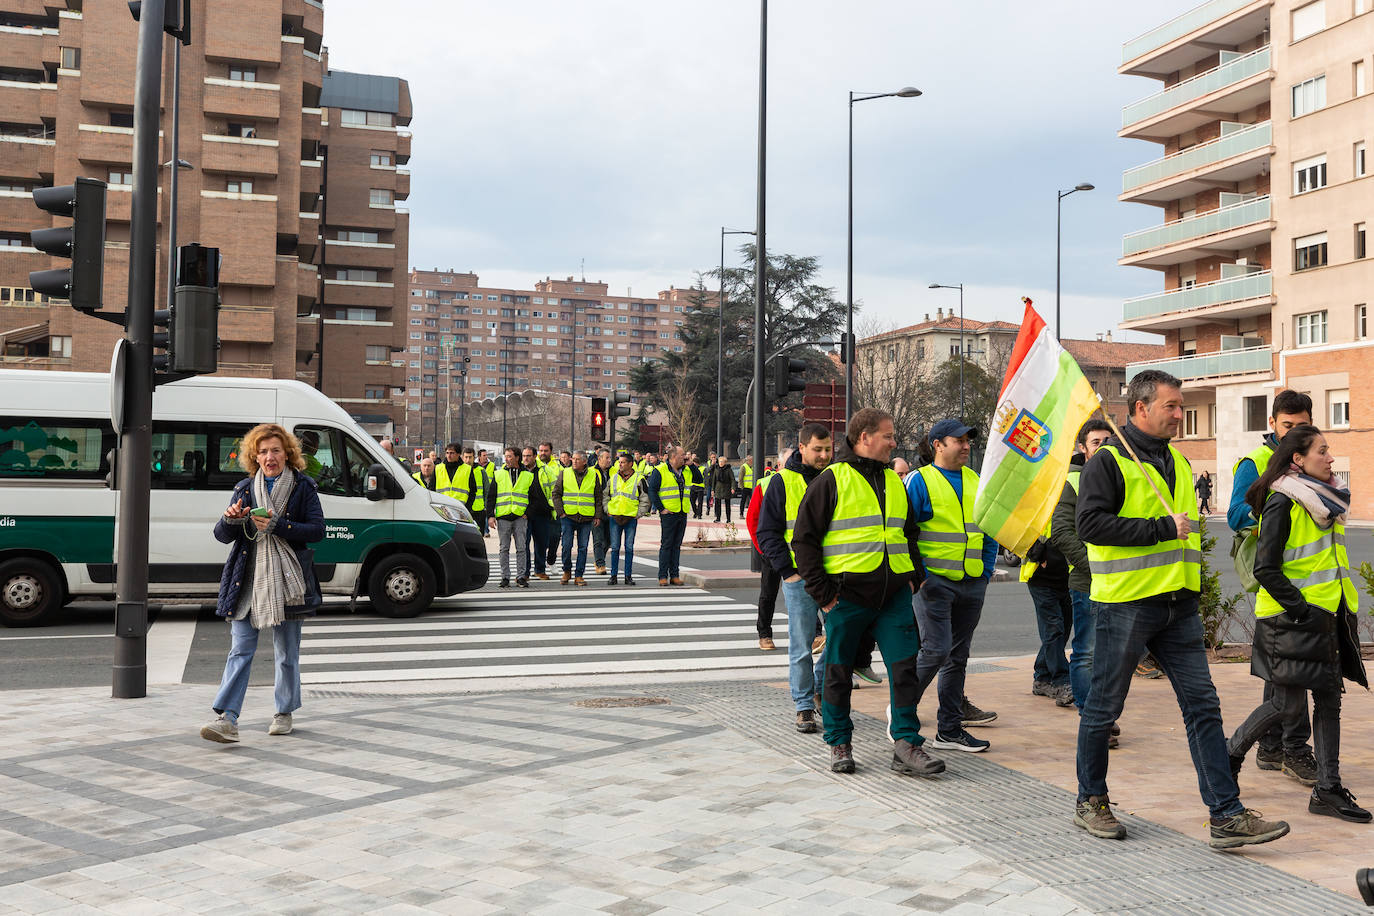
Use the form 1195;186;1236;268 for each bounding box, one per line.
268;713;293;736
200;715;240;743
886;704;894;743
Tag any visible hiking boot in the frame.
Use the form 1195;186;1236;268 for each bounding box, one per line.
1255;745;1284;771
595;565;607;575
1209;809;1290;849
930;728;990;753
1310;784;1373;823
608;575;619;586
498;578;510;588
535;572;550;580
795;709;817;733
1074;796;1126;840
1054;684;1075;707
1283;749;1319;787
1032;680;1057;698
268;713;293;736
574;577;588;587
891;739;946;777
669;577;685;586
516;577;529;588
659;578;669;587
811;634;825;656
561;572;572;585
200;715;239;744
960;697;998;727
1134;655;1163;679
623;577;635;586
759;637;776;651
830;743;855;773
854;665;883;685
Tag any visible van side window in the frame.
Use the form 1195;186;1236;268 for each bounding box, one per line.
293;425;348;496
0;417;113;480
342;435;375;498
151;421;254;490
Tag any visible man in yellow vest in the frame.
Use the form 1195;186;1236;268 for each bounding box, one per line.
411;455;438;491
552;449;602;586
646;446;691;586
1074;369;1289;849
906;419;1001;753
590;448;614;574
454;446;489;537
536;441;561;568
435;442;464;501
739;454;756;516
522;446;554;580
792;408;940;777
493;446;533;588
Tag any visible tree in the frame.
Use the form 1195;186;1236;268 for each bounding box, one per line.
660;367;709;455
850;319;940;447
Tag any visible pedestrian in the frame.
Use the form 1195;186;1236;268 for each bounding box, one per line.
747;448;788;651
1195;470;1213;515
411;455;438;491
1226;389;1318;785
1050;418;1121;746
436;442;463;500
687;452;706;519
739;453;756;516
479;449;497;536
1226;424;1369;822
648;446;691;586
1074;368;1289;849
1023;526;1074;708
590;448;614;574
906;419;1001;751
891;456;910;477
604;451;648;585
201;423;324;744
712;455;735;523
705;450;718;515
493;446;532;588
536;441;562;568
757;427;832;731
522;446;554;581
552;449;601;586
791;408;941;777
455;446;490;536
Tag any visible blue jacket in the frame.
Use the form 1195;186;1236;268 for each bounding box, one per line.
1227;433;1278;532
214;473;326;618
904;463;999;580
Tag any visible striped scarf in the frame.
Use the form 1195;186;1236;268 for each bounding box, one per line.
249;467;306;629
1271;469;1350;528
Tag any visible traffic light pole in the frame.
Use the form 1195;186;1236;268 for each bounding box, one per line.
113;0;167;699
740;339;835;462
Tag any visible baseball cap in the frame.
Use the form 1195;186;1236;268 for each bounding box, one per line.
929;419;977;442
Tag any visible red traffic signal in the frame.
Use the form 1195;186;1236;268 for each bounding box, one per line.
591;396;607;441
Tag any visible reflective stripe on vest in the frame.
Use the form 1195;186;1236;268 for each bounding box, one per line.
1255;499;1359;618
915;464;984;581
494;468;534;518
434;463;463;500
655;464;691;513
606;471;642;516
560;467;597;517
776;468;809;567
741;463;754;489
820;463;914;575
1086;444;1202;603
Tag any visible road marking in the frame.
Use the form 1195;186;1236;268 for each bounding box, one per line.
147;614;199;685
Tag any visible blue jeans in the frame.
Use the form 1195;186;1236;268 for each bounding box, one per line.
608;517;637;578
524;514;552;577
211;617;303;724
1069;589;1096;710
914;574;988;737
1076;592;1243;818
782;578;823;711
560;516;593;576
658;511;687;580
1030;582;1072;687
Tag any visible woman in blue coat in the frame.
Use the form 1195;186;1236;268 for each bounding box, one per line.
200;423;325;743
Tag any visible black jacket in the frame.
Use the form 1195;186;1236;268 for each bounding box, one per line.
1076;421;1185;554
756;448;819;578
792;454;922;609
1050;453;1092;595
525;464;553;518
1249;492;1368;691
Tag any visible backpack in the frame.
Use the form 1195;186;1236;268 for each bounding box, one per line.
1230;525;1259;594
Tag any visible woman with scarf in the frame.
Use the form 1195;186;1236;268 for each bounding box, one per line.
201;424;325;743
1226;424;1369;822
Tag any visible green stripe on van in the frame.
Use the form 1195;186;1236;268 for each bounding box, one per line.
312;518;457;564
0;515;115;563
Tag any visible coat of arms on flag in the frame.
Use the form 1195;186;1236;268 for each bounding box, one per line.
995;402;1053;463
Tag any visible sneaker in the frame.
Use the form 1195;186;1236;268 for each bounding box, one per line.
608;575;619;586
891;739;945;777
498;578;510;588
561;572;572;585
931;728;990;753
854;665;883;685
960;697;998;727
830;743;855;773
1282;749;1318;787
1134;655;1164;679
1255;746;1284;771
1208;809;1290;849
1054;684;1075;707
1074;795;1126;840
1310;784;1373;823
268;713;293;736
759;637;776;651
795;709;817;733
1032;680;1057;698
516;577;529;588
1359;868;1374;907
623;577;636;586
200;715;239;744
885;703;894;743
811;634;825;656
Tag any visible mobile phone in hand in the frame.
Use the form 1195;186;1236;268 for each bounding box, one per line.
250;507;271;518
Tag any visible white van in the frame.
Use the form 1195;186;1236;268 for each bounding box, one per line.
0;370;488;626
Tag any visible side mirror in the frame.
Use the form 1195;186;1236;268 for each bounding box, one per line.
365;463;391;501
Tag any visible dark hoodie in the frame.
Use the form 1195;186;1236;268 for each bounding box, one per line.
756;448;820;577
1076;421;1189;557
791;453;923;610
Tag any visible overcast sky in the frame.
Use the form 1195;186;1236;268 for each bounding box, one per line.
324;0;1188;343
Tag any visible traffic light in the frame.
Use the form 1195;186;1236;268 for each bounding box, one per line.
770;354;807;400
128;0;191;44
590;396;607;441
30;177;107;314
612;390;633;420
153;244;220;384
104;447;119;491
837;332;855;364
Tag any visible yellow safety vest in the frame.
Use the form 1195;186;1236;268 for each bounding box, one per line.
560;467;597;518
1255;498;1359;618
655;464;691;514
493;467;534;518
741;463;754;489
434;463;463;500
536;457;559;501
1231;442;1274;479
452;463;487;510
820;462;914;575
775;467;809;568
915;464;985;581
606;470;642;517
1086;444;1202;604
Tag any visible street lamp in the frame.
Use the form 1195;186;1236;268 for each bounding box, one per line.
928;282;965;418
847;86;921;420
1056;182;1094;341
718;227;755;458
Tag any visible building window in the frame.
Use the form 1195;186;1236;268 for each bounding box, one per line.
335;269;378;282
338;230;380;243
365;345;389;362
341;109;394;128
1294;231;1328;271
1243;396;1268;432
1357;142;1367;177
1292;0;1326;41
228;65;257;82
364;387;386;400
1358;303;1368;339
369;188;392;206
1357;222;1367;260
108;111;133;128
107;170;133;186
331;307;378;321
1292;75;1327;116
1356;60;1368;96
1295;310;1328;345
1183;408;1199;438
226;178;253;194
227;122;256;139
1293;154;1327;194
49;335;71;358
1329;389;1350;427
59;46;80;69
370;150;392;167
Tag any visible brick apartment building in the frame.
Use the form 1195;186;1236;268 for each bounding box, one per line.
404;270;696;448
1118;0;1374;516
0;0;409;440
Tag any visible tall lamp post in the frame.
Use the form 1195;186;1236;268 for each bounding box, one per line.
928;282;965;418
1056;182;1094;341
718;227;754;458
847;85;921;420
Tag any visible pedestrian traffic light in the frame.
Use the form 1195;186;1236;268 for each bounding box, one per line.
128;0;191;43
29;177;107;315
590;396;607;441
770;354;807;400
153;243;220;385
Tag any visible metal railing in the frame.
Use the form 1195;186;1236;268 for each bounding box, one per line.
1122;121;1270;191
1122;195;1269;257
1123;271;1271;321
1122;0;1256;64
1126;345;1272;381
1122;46;1270;127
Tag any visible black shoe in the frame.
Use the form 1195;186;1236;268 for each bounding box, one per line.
516;577;529;588
1255;745;1284;771
1358;868;1374;906
830;743;855;773
608;575;618;585
1310;784;1373;823
795;709;817;734
891;739;945;777
1209;809;1290;849
498;578;510;588
623;577;635;586
1283;749;1318;787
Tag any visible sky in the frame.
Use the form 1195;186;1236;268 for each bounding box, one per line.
323;0;1191;344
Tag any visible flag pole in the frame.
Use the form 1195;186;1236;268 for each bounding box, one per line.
1093;396;1176;516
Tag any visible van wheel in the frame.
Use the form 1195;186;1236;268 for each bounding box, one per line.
368;553;435;618
0;558;65;627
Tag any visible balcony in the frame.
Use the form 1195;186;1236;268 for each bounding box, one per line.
1121;0;1270;77
200;135;280;176
1121;46;1271;140
0;80;55;124
1126;345;1272;383
1120;196;1271;268
1121;121;1271;203
396;129;411;165
395;168;410;201
0;132;53;177
202;77;281;120
76;124;133;165
1120;270;1273;331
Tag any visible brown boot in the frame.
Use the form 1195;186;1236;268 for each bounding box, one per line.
561;572;571;585
535;573;550;580
669;577;685;586
830;743;855;773
659;578;669;586
574;577;587;587
891;739;945;777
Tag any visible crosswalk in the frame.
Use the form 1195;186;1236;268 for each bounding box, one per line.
298;555;793;685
